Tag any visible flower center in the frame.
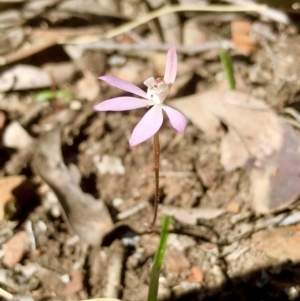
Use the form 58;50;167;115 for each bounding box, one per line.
144;77;169;104
153;77;164;87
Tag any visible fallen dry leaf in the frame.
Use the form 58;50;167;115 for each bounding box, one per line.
0;175;34;220
172;90;300;213
32;128;114;245
0;65;51;91
43;62;77;86
250;124;300;213
3;231;31;268
220;129;249;171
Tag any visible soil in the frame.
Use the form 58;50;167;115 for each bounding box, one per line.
1;1;300;301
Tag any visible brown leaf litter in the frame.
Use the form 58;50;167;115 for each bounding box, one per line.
172;90;300;214
32;127;114;245
0;175;34;221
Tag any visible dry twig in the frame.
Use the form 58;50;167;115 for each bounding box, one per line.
66;40;233;55
0;287;12;300
223;0;289;23
103;241;124;299
0;4;266;65
101;4;267;40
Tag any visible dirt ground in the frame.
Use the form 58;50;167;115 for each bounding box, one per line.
1;1;300;301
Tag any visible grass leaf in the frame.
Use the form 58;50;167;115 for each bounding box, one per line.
147;215;171;301
220;50;235;90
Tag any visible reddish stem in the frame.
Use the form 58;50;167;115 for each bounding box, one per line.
150;131;160;230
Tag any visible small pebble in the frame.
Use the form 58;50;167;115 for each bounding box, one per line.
66;235;80;246
3;231;31;268
61;274;70;284
19;263;38;278
122;235;140;247
108;54;127;67
112;198;124;208
50;206;61;218
2;121;34;149
34;220;47;235
285;286;299;300
94;154;125;175
69;100;82;110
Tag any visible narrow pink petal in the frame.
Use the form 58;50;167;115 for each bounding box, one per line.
162;105;187;133
94;97;149;111
99;75;147;98
163;46;177;84
129;106;163;146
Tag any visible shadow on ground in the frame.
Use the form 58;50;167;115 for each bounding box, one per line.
177;262;300;301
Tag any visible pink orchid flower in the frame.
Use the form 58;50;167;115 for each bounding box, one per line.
94;46;187;147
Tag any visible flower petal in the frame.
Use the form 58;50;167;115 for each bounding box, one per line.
94;97;149;111
99;75;147;98
129;106;163;146
143;77;155;88
163;46;177;84
162;105;187;133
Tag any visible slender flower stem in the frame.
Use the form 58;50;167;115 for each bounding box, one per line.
150;131;160;229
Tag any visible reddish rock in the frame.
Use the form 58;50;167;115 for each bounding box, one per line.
3;231;31;268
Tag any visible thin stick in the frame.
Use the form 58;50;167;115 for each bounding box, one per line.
150;131;160;229
103;4;267;40
1;4;267;65
67;39;233;55
0;287;13;300
223;0;289;24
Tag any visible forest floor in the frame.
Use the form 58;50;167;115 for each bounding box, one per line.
1;1;300;301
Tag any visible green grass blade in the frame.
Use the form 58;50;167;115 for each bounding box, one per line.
147;215;171;301
147;264;160;301
36;90;56;102
220;50;236;90
55;90;73;100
